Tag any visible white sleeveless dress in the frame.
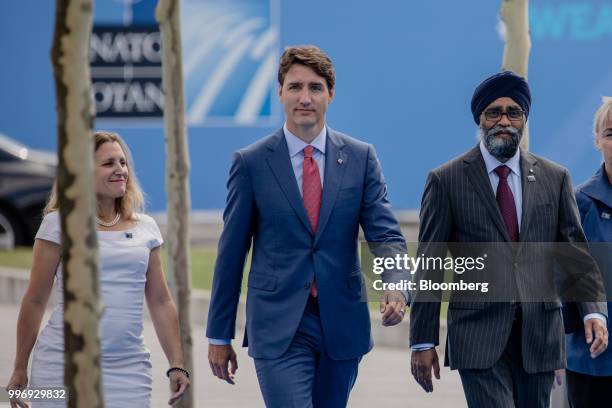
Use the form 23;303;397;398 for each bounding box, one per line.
29;211;163;407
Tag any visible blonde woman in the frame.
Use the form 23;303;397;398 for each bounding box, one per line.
6;131;189;407
565;98;612;407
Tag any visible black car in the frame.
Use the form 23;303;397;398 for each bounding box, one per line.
0;134;56;249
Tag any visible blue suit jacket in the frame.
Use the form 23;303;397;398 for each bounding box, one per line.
566;164;612;375
206;127;407;360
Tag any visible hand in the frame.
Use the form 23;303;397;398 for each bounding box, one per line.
168;369;190;406
552;369;563;389
6;368;30;408
380;290;406;326
411;348;440;393
584;317;608;358
208;344;238;384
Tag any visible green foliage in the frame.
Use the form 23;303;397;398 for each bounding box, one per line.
0;247;34;269
0;246;241;291
0;247;448;317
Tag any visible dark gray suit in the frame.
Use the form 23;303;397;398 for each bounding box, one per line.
410;145;607;407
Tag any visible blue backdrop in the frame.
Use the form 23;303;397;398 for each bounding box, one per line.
1;0;610;211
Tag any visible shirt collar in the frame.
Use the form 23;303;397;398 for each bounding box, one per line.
283;123;327;158
479;140;521;177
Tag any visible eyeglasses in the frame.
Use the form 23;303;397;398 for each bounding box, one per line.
483;108;525;122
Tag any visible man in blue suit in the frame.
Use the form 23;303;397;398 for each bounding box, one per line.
206;45;408;407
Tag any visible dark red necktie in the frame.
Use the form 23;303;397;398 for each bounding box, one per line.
495;165;519;242
303;146;322;297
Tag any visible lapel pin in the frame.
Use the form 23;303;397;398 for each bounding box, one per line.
529;168;535;174
602;212;611;220
337;158;343;165
527;175;536;182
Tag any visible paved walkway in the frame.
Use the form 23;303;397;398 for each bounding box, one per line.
0;303;467;407
0;303;570;407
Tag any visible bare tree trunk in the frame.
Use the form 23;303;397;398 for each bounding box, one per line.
51;0;104;407
500;0;531;150
156;1;194;407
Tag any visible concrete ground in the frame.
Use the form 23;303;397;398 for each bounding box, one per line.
0;303;467;408
0;302;570;407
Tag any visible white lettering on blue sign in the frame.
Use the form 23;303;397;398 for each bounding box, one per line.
531;3;612;41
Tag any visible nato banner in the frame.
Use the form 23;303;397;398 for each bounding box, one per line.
90;24;164;119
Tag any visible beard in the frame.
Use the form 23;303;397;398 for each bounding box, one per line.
480;124;524;161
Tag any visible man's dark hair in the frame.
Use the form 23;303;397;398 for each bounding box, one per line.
278;45;335;91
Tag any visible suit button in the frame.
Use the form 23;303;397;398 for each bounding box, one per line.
513;262;518;268
304;282;311;290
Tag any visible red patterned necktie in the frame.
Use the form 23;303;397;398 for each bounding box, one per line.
495;165;519;242
303;145;322;297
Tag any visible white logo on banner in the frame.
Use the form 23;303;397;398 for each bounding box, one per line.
182;0;280;126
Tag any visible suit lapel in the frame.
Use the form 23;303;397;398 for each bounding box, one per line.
518;150;538;244
314;128;347;245
463;146;512;242
265;129;313;234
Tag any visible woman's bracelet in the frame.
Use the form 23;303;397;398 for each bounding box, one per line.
166;367;190;379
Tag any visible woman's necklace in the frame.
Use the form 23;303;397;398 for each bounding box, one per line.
96;212;121;227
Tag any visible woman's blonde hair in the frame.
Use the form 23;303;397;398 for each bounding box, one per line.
594;96;612;142
44;131;144;220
